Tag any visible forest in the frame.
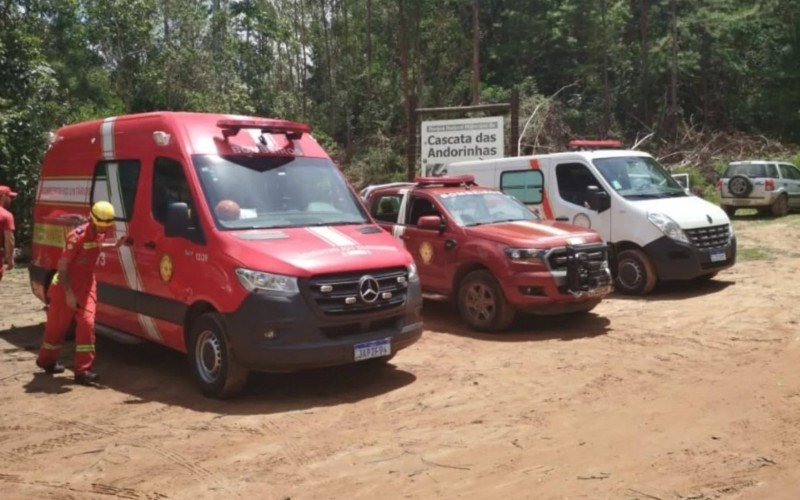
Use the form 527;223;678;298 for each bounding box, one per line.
2;0;799;245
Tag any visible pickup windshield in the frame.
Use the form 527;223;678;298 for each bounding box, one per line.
193;155;368;229
438;191;538;227
593;156;686;199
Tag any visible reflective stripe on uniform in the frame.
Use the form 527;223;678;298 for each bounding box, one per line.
51;273;60;285
75;344;95;353
83;242;98;249
42;342;61;350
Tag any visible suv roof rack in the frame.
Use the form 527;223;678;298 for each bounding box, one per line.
568;139;622;150
414;175;476;187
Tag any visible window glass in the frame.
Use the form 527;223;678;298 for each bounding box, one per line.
500;170;543;204
556;163;603;206
152;157;197;226
438;191;536;226
408;196;440;226
724;163;771;178
372;194;402;223
91;160;141;221
593;156;686;200
768;164;780;178
779;165;800;180
789;166;800;180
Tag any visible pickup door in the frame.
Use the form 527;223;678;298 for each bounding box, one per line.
369;190;452;293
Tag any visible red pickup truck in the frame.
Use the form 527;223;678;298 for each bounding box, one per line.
361;176;612;332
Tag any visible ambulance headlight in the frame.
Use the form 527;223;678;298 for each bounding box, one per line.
235;268;299;295
505;248;547;265
647;212;689;244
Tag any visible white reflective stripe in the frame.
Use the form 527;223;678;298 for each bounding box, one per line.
391;225;406;241
397;189;410;224
101;117;116;159
306;227;358;247
101;118;161;341
510;220;571;236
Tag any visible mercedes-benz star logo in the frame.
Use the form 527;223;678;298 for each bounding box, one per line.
359;275;380;303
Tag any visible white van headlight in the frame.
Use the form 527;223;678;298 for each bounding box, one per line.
235;268;299;295
407;263;419;282
647;213;690;244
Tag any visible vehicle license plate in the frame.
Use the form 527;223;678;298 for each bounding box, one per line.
709;249;726;262
354;338;392;361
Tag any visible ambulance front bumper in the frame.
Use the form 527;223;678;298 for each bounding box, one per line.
644;235;737;281
222;282;423;372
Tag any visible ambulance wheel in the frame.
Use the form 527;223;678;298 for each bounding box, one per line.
458;270;516;332
615;249;657;295
189;313;249;398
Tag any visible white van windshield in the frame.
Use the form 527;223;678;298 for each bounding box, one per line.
193;155;369;229
438;191;538;227
593;156;686;199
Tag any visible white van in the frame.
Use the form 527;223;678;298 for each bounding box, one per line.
447;147;736;294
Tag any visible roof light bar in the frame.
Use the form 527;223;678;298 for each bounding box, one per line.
216;118;311;139
414;175;476;187
568;139;623;150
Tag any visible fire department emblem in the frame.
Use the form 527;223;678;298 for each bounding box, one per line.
419;241;434;265
159;254;174;283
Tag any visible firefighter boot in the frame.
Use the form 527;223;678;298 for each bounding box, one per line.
74;371;100;386
35;360;66;374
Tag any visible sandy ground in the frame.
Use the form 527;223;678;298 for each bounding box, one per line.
2;213;800;499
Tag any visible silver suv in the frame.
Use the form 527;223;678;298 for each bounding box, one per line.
719;160;800;217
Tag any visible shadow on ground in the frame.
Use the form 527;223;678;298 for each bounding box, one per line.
1;322;416;415
421;300;611;342
612;277;734;302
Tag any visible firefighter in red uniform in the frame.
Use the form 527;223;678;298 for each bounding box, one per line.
36;201;123;385
0;185;17;281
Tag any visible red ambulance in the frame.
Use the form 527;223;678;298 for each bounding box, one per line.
29;112;423;397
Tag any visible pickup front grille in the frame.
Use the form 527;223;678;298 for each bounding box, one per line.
685;224;730;249
306;267;408;315
547;243;608;272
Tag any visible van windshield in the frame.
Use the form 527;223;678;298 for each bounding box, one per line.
193;155;369;229
593;156;687;199
438;191;538;227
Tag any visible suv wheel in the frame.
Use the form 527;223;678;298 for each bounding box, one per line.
615;249;657;295
189;313;249;398
728;175;753;198
457;270;516;332
771;194;789;217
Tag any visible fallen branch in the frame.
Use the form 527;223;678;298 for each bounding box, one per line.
421;457;471;471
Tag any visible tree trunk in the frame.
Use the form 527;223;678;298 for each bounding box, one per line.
668;0;679;137
399;1;415;180
471;0;480;105
639;0;649;125
601;0;610;136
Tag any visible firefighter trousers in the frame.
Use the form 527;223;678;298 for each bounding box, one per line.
36;284;96;375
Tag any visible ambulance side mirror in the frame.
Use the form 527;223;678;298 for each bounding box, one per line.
586;186;610;213
165;202;190;238
418;215;445;234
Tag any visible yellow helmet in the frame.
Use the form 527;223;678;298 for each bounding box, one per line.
90;201;116;228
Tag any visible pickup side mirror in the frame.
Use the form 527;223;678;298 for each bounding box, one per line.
585;185;611;213
418;215;445;233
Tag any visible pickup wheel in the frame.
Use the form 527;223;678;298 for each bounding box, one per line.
615;249;657;295
189;313;249;398
457;270;516;332
728;175;753;198
771;194;789;217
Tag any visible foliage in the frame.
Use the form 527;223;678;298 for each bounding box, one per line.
1;0;799;249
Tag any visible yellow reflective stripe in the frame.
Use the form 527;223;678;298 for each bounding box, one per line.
42;342;61;350
51;273;60;285
83;242;98;249
75;344;95;353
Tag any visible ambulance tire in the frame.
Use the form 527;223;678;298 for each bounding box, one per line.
189;313;249;398
615;249;657;295
457;270;516;332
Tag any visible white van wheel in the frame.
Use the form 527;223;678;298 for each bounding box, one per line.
615;249;657;295
189;313;249;398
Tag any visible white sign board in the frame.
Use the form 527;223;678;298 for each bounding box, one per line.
420;116;504;176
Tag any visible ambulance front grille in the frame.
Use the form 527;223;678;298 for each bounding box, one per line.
685;224;731;249
306;267;408;315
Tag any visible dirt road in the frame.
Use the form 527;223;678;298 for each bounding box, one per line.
2;214;800;499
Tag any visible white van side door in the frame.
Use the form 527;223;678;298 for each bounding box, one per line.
549;161;612;239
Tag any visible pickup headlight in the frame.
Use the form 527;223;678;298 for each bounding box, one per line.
647;212;689;244
235;268;299;295
407;263;419;282
505;248;547;265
